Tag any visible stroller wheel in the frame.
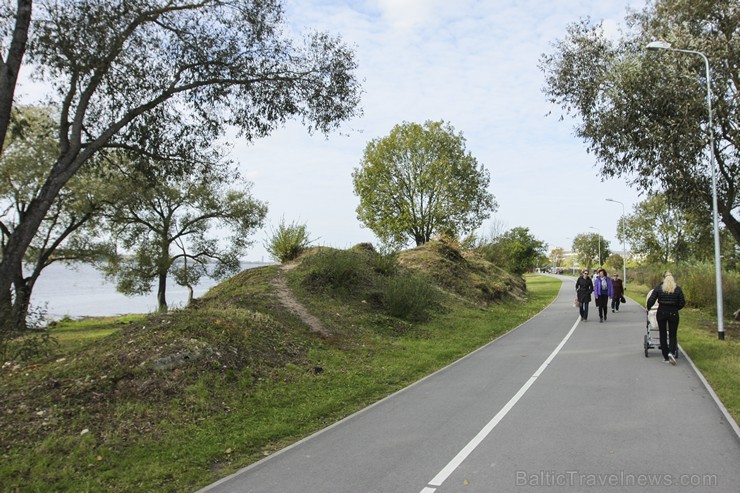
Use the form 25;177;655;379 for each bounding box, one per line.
643;334;649;357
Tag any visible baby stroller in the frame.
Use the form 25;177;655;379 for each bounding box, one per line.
643;289;679;359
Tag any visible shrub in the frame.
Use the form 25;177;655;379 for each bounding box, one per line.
678;264;740;315
0;329;58;362
630;265;665;291
265;218;312;263
631;263;740;316
301;249;371;291
349;243;398;276
371;251;399;276
382;274;440;322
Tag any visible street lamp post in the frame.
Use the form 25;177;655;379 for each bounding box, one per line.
606;198;627;290
646;41;725;339
589;226;601;268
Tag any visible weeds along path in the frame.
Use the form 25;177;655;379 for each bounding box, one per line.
271;263;330;337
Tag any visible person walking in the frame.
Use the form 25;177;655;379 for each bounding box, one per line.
611;273;624;312
575;269;594;321
593;268;613;323
646;272;686;365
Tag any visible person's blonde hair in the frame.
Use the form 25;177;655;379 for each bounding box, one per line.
662;272;677;293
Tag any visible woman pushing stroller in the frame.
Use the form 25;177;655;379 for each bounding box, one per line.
646;272;686;365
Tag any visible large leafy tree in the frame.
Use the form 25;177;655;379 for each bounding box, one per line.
0;0;362;328
480;227;547;275
573;233;611;270
549;247;565;268
621;193;720;264
0;105;112;327
353;120;496;248
540;0;738;244
100;151;267;313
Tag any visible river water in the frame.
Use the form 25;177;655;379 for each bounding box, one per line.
28;262;271;320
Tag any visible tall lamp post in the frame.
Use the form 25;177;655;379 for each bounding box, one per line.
646;40;724;340
589;226;601;268
606;198;627;290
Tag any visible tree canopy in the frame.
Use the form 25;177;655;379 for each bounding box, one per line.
480;227;547;275
353;120;496;248
100;151;267;313
549;247;565;268
572;233;611;270
540;0;738;245
0;0;362;328
620;192;730;264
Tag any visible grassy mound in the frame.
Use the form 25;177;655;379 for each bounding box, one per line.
398;241;526;303
0;242;554;492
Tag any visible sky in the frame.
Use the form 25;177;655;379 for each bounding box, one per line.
230;0;644;262
17;0;645;263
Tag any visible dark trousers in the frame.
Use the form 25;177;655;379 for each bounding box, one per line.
579;300;589;320
611;297;621;311
657;309;679;359
596;294;609;320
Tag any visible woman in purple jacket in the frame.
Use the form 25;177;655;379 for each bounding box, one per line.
593;268;614;323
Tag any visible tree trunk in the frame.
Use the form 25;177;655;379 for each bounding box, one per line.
0;0;32;156
0;149;87;329
721;209;739;247
186;284;194;306
11;277;31;331
0;260;32;332
156;271;168;313
0;0;33;331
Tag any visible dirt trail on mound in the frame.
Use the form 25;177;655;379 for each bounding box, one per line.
271;263;330;337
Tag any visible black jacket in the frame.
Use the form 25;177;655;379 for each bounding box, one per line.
647;283;686;311
575;276;593;303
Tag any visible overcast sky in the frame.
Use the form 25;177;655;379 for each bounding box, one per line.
18;0;646;263
231;0;645;262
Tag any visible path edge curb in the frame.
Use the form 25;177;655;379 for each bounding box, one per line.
678;342;740;442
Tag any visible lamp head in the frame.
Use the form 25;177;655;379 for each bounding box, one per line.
646;40;672;50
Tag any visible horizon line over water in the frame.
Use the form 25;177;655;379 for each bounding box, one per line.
30;262;272;321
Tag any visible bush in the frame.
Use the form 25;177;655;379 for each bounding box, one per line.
265;218;312;263
630;265;665;292
631;263;740;316
350;243;398;276
382;274;440;322
371;251;399;276
301;249;372;291
679;264;740;315
0;329;58;362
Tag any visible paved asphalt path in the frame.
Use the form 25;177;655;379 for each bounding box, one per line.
199;276;740;493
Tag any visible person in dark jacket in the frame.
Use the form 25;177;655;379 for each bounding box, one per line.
575;269;594;321
594;268;614;323
611;273;624;312
646;272;686;365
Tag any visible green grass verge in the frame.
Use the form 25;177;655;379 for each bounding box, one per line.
0;275;559;492
49;315;145;352
628;284;739;423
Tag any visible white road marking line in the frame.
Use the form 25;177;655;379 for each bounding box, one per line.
421;317;581;491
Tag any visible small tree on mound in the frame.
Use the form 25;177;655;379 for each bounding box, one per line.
265;218;314;263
